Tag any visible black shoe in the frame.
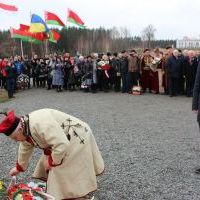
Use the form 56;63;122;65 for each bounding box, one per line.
195;168;200;174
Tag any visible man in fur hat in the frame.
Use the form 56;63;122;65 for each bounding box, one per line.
0;109;104;200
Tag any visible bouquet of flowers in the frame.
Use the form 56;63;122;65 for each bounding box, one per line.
150;57;162;72
97;61;110;78
0;177;55;200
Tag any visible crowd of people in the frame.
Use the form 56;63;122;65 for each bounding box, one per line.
0;46;200;98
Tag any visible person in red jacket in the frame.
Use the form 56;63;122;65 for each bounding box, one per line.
0;58;8;89
0;58;3;88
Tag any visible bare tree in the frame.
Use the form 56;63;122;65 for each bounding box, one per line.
141;24;156;49
110;26;120;39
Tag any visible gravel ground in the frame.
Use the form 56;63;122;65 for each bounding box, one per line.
1;88;200;200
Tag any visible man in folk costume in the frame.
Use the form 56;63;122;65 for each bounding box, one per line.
150;48;165;94
140;49;153;93
0;109;105;200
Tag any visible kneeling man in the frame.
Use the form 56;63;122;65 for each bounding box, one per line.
0;109;104;200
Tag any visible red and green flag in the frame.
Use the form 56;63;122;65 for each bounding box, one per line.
10;28;32;41
0;3;18;12
45;11;65;27
67;9;85;28
19;24;30;31
49;30;60;43
10;26;45;44
20;24;48;41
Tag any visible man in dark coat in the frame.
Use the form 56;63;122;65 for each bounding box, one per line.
178;49;186;95
163;46;174;94
120;50;129;93
192;62;200;174
5;59;16;98
166;50;182;97
184;50;198;97
31;55;39;87
110;53;121;92
23;56;32;89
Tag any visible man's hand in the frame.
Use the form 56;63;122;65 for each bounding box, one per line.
193;110;198;114
44;158;52;171
9;167;20;176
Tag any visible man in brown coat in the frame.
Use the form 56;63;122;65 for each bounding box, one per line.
127;50;140;93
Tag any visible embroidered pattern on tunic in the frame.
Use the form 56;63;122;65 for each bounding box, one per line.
60;118;86;144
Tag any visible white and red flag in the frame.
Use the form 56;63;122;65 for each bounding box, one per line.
0;2;18;12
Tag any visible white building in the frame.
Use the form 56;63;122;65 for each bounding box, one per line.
176;37;200;49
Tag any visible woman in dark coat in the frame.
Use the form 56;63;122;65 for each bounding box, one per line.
63;56;71;90
67;57;76;91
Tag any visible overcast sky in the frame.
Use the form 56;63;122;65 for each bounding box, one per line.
1;0;200;39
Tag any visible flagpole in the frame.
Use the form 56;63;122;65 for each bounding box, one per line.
45;39;49;55
29;10;34;58
10;29;15;57
30;40;33;58
20;39;24;58
12;39;15;57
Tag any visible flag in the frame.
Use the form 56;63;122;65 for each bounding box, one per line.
20;24;47;41
10;28;32;41
0;3;18;11
10;27;44;44
29;14;49;33
48;30;60;43
45;11;65;27
67;9;85;28
19;24;30;31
